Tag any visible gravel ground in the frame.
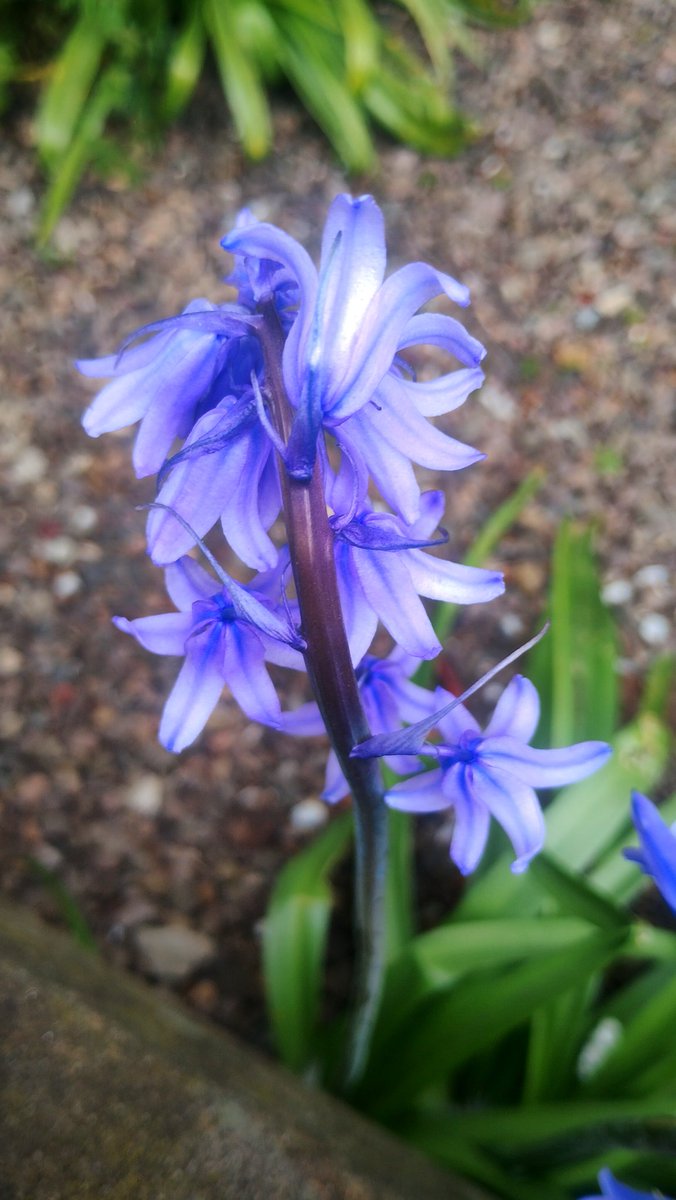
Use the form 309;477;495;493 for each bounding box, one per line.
0;0;674;1048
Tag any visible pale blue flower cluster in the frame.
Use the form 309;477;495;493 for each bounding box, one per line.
79;194;610;874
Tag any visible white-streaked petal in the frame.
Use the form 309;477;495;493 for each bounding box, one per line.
222;625;281;727
471;764;546;873
397;312;485;368
405;549;504;605
352;547;441;660
481;737;612;789
442;764;491;875
385;768;447;812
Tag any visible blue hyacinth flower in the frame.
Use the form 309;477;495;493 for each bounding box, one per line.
114;555;304;752
624;791;676;913
222;194;486;502
353;674;611;875
580;1166;673;1199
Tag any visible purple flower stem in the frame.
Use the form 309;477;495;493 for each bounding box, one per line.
259;301;387;1089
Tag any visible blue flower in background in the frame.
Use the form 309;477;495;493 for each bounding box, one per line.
354;674;611;875
624;791;676;913
114;555;304;752
581;1166;673;1199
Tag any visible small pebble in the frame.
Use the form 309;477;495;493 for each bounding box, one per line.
638;613;671;647
10;445;47;486
601;579;633;606
6;187;34;219
289;798;328;833
125;774;163;816
37;536;78;566
69;505;98;534
53;571;81;600
477;383;516;422
574;306;600;332
499;613;525;638
595;284;633;318
633;564;669;589
0;645;23;677
135;923;216;984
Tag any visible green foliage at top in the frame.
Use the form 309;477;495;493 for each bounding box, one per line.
2;0;534;242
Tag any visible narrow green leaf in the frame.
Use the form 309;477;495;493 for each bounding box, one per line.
527;522;619;748
277;14;375;171
336;0;380;89
38;66;129;246
27;858;98;953
35;18;106;166
544;713;671;871
441;1096;676;1151
529;854;629;930
358;929;625;1115
163;4;206;120
204;0;272;159
262;812;352;1072
583;973;676;1099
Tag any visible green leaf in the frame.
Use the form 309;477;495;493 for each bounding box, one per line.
357;928;625;1116
262;812;352;1072
204;0;272;159
37;66;129;246
527;522;619;748
163;4;206;121
35;17;106;166
544;712;672;872
27;858;98;953
529;854;628;930
336;0;380;89
583;972;676;1099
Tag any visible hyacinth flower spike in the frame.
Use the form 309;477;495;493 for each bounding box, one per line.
354;670;611;875
580;1167;673;1199
624;791;676;913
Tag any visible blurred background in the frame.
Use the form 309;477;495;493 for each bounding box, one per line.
0;0;674;1042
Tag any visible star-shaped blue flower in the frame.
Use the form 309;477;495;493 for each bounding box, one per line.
353;674;611;875
580;1166;672;1199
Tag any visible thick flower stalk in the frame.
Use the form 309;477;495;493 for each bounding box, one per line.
79;193;609;1085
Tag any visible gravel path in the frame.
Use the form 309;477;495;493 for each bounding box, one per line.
0;0;674;1045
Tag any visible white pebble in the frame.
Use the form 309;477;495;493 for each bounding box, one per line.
633;564;669;589
6;187;35;219
0;646;23;677
37;536;78;566
595;284;633;318
499;613;525;638
53;571;81;600
125;774;164;816
601;579;633;606
69;505;98;534
638;613;671;647
477;383;516;422
10;445;48;486
289;798;328;833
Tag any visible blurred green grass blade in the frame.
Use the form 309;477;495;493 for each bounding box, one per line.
583;973;676;1099
276;14;375;171
204;0;272;159
336;0;380;89
527;522;619;748
358;929;625;1115
262;812;352;1072
27;858;97;953
395;0;454;79
544;712;671;872
35;17;106;166
440;1096;676;1151
529;854;628;930
38;65;129;246
639;652;675;720
400;1117;563;1200
454;0;534;26
363;66;468;156
163;4;206;120
524;984;589;1102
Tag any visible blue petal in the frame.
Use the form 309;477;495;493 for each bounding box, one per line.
442;763;491;875
351;545;441;659
435;690;481;743
385;768;447;812
398;312;486;368
481;737;612;789
399;366;485;417
625;792;676;913
317;194;386;379
159;626;225;752
113;612;193;655
322;749;350;803
222;624;281;728
483;675;540;742
164;557;217;610
470;764;546;873
405;548;505;605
